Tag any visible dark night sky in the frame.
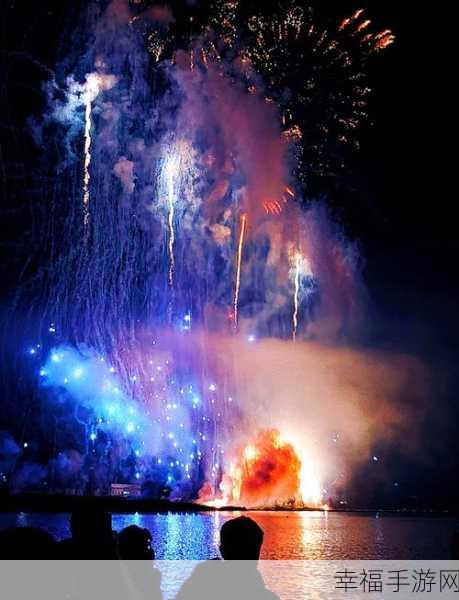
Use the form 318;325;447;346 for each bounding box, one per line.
0;1;457;507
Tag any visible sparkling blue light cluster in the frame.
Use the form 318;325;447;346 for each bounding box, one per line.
32;340;225;497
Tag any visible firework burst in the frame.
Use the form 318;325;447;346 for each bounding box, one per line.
142;1;395;189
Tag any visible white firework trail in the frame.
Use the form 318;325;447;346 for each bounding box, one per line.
292;251;301;341
164;152;180;288
82;89;94;229
82;73;117;231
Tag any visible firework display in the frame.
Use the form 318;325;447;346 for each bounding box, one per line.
149;1;395;187
2;1;409;508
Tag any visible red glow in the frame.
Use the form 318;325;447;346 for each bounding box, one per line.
233;429;302;507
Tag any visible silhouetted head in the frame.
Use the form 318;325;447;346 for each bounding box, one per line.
0;526;55;559
118;525;154;560
70;508;113;545
220;516;264;560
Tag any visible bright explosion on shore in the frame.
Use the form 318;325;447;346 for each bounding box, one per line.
201;429;323;509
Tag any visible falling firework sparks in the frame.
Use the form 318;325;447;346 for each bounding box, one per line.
168;209;175;286
233;213;247;329
158;140;198;295
161;148;180;292
292;251;301;341
166;158;177;289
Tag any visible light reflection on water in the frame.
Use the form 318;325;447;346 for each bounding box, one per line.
0;510;457;560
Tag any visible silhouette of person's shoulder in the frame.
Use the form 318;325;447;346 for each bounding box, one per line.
118;560;163;600
0;526;56;559
175;560;221;600
175;560;280;600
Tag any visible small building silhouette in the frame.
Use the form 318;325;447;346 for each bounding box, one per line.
110;483;142;498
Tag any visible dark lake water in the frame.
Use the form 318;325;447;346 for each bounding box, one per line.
0;510;457;559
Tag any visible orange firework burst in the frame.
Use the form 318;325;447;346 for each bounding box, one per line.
145;2;395;188
372;30;396;52
338;8;364;31
262;186;293;215
230;429;302;507
263;199;283;215
339;9;395;53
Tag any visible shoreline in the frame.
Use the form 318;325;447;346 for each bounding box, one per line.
0;494;455;517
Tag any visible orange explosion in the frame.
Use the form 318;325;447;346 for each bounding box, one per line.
229;429;302;507
198;427;323;509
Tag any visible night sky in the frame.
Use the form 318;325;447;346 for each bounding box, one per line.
0;1;456;508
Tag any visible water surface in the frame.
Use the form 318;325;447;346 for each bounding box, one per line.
0;511;456;559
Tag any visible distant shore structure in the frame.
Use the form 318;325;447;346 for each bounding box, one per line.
110;483;142;498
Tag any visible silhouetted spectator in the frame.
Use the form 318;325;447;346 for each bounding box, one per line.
220;515;264;560
175;516;280;600
58;508;117;559
118;525;154;560
117;525;163;599
0;526;55;559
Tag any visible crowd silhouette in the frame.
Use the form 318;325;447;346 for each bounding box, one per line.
0;511;280;599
